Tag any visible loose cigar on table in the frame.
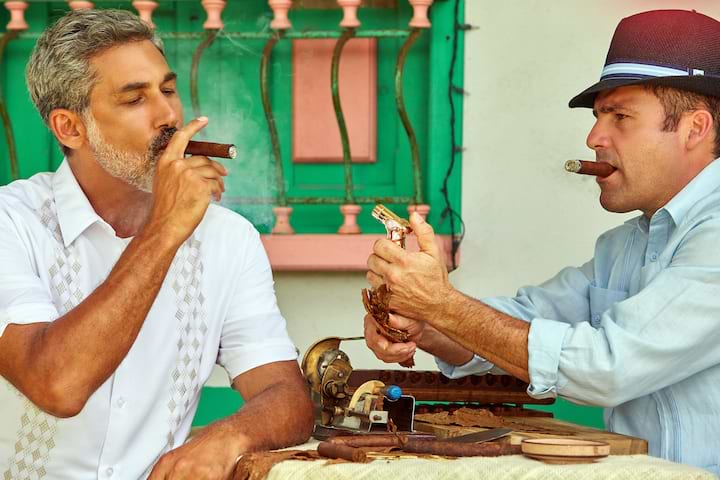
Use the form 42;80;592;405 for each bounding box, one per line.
317;442;369;463
565;160;616;177
329;434;434;448
185;140;237;159
401;439;522;457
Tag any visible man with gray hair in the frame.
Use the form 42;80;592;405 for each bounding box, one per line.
0;8;313;479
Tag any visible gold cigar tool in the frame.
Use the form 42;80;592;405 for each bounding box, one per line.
372;204;412;248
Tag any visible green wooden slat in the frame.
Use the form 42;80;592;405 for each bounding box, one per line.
426;0;463;236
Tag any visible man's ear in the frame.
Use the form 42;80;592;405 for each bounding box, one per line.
48;109;88;151
685;109;714;152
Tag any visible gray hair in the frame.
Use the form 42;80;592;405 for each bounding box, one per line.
26;9;164;134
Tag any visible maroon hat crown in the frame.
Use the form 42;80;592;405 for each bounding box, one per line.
570;10;720;108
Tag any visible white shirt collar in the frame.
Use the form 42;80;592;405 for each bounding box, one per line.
51;159;102;248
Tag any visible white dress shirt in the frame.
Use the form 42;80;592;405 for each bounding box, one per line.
0;160;298;479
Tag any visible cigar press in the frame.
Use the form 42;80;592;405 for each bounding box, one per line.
301;336;416;439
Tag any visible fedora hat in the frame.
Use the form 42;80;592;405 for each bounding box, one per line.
569;10;720;108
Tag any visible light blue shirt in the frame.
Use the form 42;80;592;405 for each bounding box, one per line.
438;159;720;474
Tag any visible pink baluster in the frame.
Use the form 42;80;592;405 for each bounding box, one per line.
5;1;28;30
201;0;225;30
407;204;430;221
67;1;94;10
337;0;361;29
338;204;361;234
408;0;433;28
133;0;158;29
272;206;295;234
268;0;292;31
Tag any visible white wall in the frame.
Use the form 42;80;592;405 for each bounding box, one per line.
208;0;720;386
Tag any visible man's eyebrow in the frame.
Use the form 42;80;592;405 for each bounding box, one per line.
115;72;178;94
593;104;640;117
163;72;178;84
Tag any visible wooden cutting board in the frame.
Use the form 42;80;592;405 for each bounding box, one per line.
415;416;648;455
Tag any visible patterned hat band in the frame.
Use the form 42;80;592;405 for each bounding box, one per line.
601;62;706;80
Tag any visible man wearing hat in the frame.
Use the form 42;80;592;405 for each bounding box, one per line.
364;9;720;472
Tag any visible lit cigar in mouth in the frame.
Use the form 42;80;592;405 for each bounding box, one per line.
155;127;237;159
184;141;236;159
565;160;616;177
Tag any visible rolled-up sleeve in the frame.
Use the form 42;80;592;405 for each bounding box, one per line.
435;355;498;378
217;227;297;381
0;211;59;338
526;318;571;399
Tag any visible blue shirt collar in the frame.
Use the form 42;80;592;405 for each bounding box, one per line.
626;158;720;232
661;157;720;226
51;159;102;248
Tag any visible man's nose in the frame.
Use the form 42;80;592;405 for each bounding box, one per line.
586;119;609;152
153;93;179;129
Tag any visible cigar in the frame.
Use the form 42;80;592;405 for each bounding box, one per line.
565;160;616;177
317;442;368;463
400;439;522;457
329;435;405;448
328;433;434;448
185;140;236;159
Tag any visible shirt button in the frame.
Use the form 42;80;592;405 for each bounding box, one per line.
650;252;658;262
106;467;114;476
116;398;125;408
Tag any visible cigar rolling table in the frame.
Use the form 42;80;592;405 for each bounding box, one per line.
225;417;713;480
189;401;713;479
225;358;714;479
230;436;716;480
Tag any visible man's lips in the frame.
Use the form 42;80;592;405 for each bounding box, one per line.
596;165;618;183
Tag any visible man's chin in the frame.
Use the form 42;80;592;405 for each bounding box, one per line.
599;194;635;214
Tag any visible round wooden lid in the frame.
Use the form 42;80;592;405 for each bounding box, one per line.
521;438;610;464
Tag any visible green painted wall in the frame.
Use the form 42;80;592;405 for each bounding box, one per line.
1;1;464;236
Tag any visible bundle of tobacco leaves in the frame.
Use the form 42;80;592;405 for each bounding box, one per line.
362;284;408;342
362;284;414;367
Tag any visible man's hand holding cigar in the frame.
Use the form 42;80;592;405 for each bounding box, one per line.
148;116;228;245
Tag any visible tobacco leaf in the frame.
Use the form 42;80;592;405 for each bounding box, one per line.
415;409;505;428
415;407;575;435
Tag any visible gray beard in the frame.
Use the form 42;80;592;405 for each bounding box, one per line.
83;113;174;192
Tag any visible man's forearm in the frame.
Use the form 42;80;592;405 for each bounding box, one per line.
18;224;182;415
418;325;475;366
213;381;314;455
430;290;530;382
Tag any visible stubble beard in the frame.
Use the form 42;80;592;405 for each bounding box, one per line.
84;113;176;193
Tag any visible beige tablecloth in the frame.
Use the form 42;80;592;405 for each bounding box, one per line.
262;441;717;480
